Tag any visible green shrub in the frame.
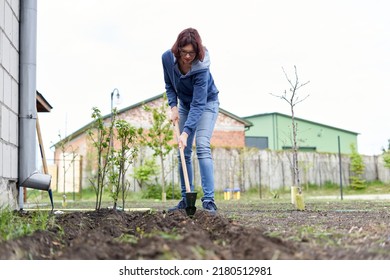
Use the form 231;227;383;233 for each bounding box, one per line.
349;143;366;190
166;185;182;200
141;184;162;199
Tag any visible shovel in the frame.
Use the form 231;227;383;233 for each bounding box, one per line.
174;121;197;217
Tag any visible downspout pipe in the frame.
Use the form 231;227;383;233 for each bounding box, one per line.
18;0;38;209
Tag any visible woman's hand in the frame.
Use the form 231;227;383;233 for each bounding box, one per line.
178;132;188;149
172;108;188;148
170;106;179;123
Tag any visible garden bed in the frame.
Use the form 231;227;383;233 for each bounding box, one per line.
0;199;389;260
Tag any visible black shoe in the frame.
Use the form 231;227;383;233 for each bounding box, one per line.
168;199;186;212
202;200;217;214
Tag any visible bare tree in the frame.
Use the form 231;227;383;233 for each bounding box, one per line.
270;65;310;198
57;132;78;205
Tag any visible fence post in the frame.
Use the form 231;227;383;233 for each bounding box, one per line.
338;136;343;200
258;154;262;199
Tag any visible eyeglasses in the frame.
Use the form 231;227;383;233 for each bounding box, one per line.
179;49;196;57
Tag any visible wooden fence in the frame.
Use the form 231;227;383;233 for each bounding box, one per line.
52;148;390;193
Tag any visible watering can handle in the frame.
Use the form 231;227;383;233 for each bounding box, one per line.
174;121;191;193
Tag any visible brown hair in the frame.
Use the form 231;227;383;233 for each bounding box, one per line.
171;27;205;61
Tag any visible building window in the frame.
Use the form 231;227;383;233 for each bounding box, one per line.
245;136;268;149
282;146;317;152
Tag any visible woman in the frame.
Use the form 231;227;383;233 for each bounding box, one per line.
162;27;219;213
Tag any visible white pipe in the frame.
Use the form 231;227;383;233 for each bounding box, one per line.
18;0;38;209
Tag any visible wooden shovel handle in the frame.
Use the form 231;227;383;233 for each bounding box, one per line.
174;121;191;193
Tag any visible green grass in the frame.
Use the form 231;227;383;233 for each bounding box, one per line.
0;208;56;242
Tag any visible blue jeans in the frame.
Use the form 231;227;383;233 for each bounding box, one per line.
178;100;219;202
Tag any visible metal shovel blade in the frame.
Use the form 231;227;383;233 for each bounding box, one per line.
185;191;197;217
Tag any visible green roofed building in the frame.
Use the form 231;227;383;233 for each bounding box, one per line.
244;112;359;154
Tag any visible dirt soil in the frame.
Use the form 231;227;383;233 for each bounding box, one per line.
0;200;390;260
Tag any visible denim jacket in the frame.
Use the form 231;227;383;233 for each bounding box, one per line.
162;49;219;136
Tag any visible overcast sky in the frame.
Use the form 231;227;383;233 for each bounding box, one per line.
36;0;390;157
